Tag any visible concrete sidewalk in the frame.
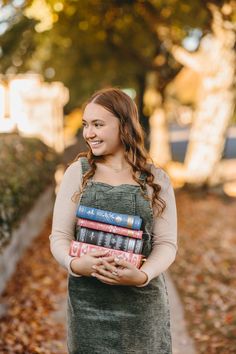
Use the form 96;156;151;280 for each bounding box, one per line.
165;272;197;354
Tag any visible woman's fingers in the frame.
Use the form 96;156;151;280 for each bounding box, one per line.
114;257;133;269
91;272;119;285
94;256;114;268
87;250;110;257
92;261;120;279
101;259;120;276
99;256;115;263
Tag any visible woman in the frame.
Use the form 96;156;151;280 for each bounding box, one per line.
49;87;177;354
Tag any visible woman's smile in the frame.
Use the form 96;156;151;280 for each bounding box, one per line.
89;140;103;148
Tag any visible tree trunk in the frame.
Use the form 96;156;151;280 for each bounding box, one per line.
136;73;150;149
172;5;235;185
149;107;171;167
184;90;235;184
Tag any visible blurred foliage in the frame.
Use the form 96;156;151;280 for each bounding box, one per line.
1;0;228;111
0;133;59;250
64;108;83;144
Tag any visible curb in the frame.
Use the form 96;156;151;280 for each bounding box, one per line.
165;272;196;354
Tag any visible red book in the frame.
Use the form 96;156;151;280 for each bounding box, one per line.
69;240;144;268
77;218;143;239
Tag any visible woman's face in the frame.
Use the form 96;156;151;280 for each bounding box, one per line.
82;102;124;157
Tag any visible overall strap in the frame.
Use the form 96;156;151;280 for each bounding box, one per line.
80;157;90;176
139;163;152;185
139;171;147;185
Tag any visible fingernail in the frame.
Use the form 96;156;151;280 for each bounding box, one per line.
114;257;120;263
91;273;97;277
92;265;97;269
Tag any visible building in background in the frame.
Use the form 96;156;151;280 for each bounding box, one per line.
0;73;69;153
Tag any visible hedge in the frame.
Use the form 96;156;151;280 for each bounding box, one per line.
0;133;60;250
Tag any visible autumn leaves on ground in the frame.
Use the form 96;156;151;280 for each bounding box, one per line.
0;190;236;354
172;190;236;354
0;218;67;354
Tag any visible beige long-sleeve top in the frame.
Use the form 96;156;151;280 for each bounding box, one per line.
49;159;178;286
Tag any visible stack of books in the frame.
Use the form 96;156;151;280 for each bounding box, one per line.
69;205;144;267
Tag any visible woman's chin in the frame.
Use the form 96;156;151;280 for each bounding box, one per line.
91;148;104;156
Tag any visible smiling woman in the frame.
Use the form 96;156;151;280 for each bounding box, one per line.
49;87;177;354
82;103;122;158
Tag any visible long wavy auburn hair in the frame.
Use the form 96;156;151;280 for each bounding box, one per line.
72;87;166;216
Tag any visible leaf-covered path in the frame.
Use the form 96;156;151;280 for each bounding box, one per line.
0;211;197;354
0;218;67;354
0;137;235;353
171;189;236;354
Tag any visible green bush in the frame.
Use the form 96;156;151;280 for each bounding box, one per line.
0;133;60;250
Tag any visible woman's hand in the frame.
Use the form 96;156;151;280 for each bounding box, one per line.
91;257;148;286
70;250;115;277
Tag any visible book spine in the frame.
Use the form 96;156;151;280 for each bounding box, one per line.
76;227;143;254
69;240;143;268
77;218;143;239
76;205;142;230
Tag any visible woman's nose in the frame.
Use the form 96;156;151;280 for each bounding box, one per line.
84;126;96;139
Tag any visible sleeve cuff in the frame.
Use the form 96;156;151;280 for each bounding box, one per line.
65;254;82;277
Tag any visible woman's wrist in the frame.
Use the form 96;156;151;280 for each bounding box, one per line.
137;270;148;286
70;257;82;274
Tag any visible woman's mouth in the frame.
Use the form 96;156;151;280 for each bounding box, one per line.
89;140;103;148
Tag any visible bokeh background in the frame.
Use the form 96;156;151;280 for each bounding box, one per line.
0;1;235;353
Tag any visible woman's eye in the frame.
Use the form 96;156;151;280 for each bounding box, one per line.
82;122;103;128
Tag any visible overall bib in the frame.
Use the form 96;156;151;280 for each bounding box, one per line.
67;157;172;354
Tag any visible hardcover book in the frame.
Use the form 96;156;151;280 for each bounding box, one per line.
69;240;143;268
77;218;143;239
76;227;143;254
76;205;142;230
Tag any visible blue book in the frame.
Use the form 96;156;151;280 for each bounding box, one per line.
76;205;142;230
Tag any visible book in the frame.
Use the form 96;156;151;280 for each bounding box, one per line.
76;205;142;230
77;218;143;239
76;227;143;254
69;240;144;268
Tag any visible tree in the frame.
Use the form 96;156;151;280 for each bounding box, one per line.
0;1;210;118
1;0;235;186
171;3;236;185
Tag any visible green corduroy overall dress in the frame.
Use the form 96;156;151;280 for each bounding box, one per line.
67;157;172;354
